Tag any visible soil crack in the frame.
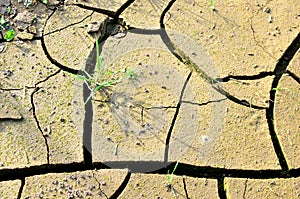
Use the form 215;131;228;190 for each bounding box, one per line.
217;177;227;199
164;71;192;162
286;69;300;84
68;3;116;18
182;98;226;106
92;170;109;198
267;32;300;171
182;177;190;199
215;71;274;82
16;177;25;199
30;87;50;164
43;11;94;37
40;7;79;75
242;179;248;199
158;3;267;110
0;161;299;182
109;170;131;199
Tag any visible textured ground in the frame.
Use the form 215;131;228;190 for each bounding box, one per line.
0;0;299;198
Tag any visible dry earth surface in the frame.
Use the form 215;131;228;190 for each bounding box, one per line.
0;0;299;198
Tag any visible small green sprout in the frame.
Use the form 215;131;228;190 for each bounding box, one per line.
4;29;15;41
210;0;216;11
167;161;179;186
41;0;49;5
73;39;136;104
166;161;179;196
7;6;11;15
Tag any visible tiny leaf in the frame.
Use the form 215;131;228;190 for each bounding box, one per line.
7;6;11;14
42;0;49;5
4;29;15;41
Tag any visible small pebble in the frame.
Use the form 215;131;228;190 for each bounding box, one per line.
85;191;93;196
70;175;77;180
87;21;102;33
52;180;59;185
59;182;65;188
87;174;92;178
3;69;13;77
269;181;276;185
268;16;273;23
10;93;16;98
89;185;96;190
263;6;271;13
202;135;210;142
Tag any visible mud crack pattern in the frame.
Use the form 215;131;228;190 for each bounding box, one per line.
0;0;299;198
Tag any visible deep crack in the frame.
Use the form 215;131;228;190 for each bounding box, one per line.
215;71;274;82
16;177;25;199
0;162;299;182
182;177;190;199
109;170;131;199
218;177;227;199
69;3;116;18
286;69;300;84
267;32;300;171
0;0;299;197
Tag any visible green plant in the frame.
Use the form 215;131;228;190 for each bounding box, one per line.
73;39;136;104
4;29;15;41
7;6;11;15
210;0;215;11
41;0;49;5
166;161;179;196
167;161;179;185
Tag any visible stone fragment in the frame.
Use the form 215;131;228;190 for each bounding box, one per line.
17;32;34;40
13;11;36;30
28;25;37;34
87;21;102;33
